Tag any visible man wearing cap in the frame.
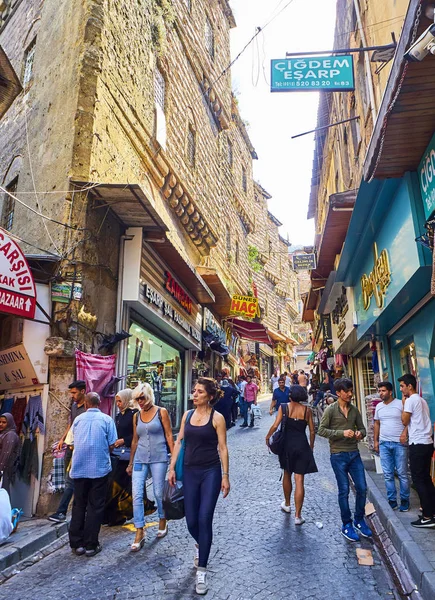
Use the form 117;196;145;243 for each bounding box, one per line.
48;380;87;523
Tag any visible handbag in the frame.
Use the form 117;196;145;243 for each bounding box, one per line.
111;446;131;461
268;403;289;456
174;410;194;481
162;480;185;520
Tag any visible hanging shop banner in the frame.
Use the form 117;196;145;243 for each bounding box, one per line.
0;343;40;389
418;132;435;220
271;55;355;92
230;295;260;320
0;227;36;319
292;253;317;271
51;282;83;303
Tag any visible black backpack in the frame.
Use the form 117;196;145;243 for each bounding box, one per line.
268;403;288;455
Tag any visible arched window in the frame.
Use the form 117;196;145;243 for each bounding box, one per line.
205;16;214;59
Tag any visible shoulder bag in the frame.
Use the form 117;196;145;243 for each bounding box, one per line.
268;403;289;456
174;410;194;482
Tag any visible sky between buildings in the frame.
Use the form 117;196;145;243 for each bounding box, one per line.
230;0;337;247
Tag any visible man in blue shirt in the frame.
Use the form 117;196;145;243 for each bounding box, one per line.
69;392;117;556
269;377;290;415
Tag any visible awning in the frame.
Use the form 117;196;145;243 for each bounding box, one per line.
317;271;337;316
0;45;22;119
71;181;169;231
364;0;435;180
267;328;287;343
25;254;61;284
314;190;356;279
226;318;272;345
148;235;215;305
196;266;232;317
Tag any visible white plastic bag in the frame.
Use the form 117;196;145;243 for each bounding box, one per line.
0;488;13;545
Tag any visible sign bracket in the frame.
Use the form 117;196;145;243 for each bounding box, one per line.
285;42;397;58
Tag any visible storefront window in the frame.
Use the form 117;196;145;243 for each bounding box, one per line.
127;322;183;428
400;342;418;378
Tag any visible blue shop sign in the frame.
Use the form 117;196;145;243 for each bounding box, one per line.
353;180;421;338
418;132;435;220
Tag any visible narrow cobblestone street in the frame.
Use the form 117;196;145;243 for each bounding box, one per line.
2;401;398;600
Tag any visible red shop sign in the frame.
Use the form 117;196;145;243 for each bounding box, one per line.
0;227;36;319
164;271;192;314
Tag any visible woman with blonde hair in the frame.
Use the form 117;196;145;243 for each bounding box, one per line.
127;382;174;551
104;388;137;526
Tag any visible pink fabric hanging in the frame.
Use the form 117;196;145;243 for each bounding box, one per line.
75;350;117;415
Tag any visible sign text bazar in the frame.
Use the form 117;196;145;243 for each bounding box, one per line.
0;227;36;318
271;56;355;92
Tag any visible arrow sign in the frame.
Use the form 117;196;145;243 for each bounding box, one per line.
0;227;36;319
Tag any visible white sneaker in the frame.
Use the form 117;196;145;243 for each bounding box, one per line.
295;517;305;525
280;501;291;513
196;569;208;595
194;544;199;568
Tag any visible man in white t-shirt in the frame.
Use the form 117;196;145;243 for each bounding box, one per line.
399;374;435;528
374;381;410;511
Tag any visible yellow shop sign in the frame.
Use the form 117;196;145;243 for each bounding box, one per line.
230;295;260;319
361;243;391;311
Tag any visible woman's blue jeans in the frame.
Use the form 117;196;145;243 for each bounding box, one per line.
132;461;167;527
379;441;410;502
330;451;367;525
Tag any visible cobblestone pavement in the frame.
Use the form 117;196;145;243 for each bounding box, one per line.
2;401;399;600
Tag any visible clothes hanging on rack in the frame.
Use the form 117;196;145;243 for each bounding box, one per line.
0;397;14;415
20;437;39;484
11;396;27;435
22;394;45;441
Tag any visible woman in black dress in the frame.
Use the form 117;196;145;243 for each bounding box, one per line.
104;389;137;525
266;385;317;525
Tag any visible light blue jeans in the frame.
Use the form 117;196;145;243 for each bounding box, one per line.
132;462;167;527
379;441;410;502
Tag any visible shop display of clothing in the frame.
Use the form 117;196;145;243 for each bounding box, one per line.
22;394;45;441
20;437;39;484
0;397;14;415
11;396;27;435
75;350;116;415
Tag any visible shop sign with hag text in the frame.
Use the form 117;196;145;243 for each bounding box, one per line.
292;253;317;271
230;295;260;320
271;56;354;92
418;132;435;220
0;227;36;319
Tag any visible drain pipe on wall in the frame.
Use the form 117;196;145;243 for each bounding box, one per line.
353;0;378;126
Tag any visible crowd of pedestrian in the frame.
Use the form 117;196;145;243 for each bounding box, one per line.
1;366;432;596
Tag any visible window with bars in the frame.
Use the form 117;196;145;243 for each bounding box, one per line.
227;138;233;169
205;16;214;59
2;178;18;231
242;166;247;192
154;67;165;110
187;125;196;167
23;38;36;87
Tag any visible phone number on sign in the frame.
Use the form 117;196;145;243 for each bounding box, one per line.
274;81;351;87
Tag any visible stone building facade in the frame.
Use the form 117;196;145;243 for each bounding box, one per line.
0;0;298;515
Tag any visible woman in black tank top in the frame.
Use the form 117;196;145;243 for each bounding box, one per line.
169;377;230;596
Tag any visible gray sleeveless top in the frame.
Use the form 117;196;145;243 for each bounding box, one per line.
134;410;168;464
